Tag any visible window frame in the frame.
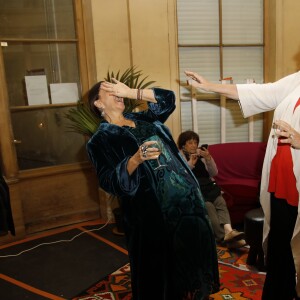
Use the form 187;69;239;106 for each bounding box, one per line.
177;0;265;143
0;0;96;177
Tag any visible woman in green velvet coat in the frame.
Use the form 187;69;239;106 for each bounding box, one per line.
86;79;220;300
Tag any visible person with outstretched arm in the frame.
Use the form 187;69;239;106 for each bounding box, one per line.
185;70;300;300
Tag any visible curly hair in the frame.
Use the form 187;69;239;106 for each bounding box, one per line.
177;130;199;149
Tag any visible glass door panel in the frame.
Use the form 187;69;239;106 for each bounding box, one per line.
11;107;87;170
0;0;89;170
2;42;80;106
3;43;80;106
0;0;76;39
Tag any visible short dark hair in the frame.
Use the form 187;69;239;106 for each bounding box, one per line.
177;130;199;149
88;81;104;118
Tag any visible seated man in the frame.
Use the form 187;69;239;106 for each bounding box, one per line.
177;130;246;249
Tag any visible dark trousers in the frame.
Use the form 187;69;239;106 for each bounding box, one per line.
262;194;299;300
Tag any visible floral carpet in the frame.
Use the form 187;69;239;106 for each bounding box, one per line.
73;245;265;300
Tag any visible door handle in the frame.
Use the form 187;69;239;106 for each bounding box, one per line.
13;139;22;144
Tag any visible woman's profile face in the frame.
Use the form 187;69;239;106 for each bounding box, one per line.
95;88;125;113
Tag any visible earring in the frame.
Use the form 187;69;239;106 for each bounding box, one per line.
99;107;105;117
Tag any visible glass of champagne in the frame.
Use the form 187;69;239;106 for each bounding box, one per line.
143;136;166;170
152;139;167;170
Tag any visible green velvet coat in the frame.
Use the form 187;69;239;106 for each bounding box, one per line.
87;88;220;300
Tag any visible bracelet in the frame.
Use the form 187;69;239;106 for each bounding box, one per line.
137;89;143;100
137;89;141;100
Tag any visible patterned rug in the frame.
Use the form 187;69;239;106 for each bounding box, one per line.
73;246;265;300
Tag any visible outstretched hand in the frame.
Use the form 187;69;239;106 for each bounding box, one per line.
185;71;210;90
184;70;239;100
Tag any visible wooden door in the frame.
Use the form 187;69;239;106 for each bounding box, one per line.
0;0;100;243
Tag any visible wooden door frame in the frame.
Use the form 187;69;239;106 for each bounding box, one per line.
0;0;100;242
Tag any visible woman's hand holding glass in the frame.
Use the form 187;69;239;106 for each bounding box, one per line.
140;139;166;170
130;141;161;167
140;140;159;159
273;120;300;149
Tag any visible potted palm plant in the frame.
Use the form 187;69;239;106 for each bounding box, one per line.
65;67;156;234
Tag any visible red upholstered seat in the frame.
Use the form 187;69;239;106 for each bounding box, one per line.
208;142;267;224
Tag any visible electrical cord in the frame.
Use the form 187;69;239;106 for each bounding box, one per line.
0;217;112;258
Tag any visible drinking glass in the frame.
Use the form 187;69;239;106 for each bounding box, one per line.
143;136;167;170
152;139;167;170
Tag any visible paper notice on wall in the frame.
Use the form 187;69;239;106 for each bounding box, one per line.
25;75;50;105
50;83;79;104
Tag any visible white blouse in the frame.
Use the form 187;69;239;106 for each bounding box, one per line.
237;71;300;295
